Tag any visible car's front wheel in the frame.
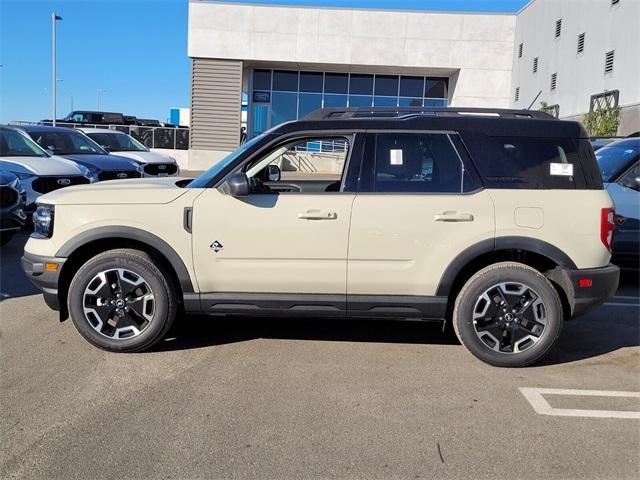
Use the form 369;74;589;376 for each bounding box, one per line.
453;262;563;367
68;248;177;352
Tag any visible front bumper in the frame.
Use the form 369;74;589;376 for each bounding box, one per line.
548;264;620;318
0;204;27;233
21;251;66;312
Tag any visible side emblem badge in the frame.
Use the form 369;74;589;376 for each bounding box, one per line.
210;241;223;253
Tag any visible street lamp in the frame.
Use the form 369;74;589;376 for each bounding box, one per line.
96;89;107;111
51;13;63;126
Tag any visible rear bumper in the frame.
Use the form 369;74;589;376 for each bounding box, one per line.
21;251;66;311
548;264;620;318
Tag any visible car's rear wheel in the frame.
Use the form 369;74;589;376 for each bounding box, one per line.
453;262;563;367
68;248;177;352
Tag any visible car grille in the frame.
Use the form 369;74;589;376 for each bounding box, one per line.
0;186;19;208
31;176;90;194
143;164;178;176
97;171;142;181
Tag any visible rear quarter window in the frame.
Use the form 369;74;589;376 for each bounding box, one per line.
461;133;591;189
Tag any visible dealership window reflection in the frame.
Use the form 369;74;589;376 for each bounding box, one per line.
250;69;449;138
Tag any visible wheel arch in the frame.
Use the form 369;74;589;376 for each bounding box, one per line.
437;237;576;320
56;226;194;320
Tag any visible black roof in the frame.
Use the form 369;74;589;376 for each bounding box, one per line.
16;124;79;134
271;107;587;139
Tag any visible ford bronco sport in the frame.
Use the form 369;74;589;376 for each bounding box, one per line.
22;107;620;367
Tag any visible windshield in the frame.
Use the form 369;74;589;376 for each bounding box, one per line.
595;143;640;182
0;129;49;157
87;132;148;152
189;134;267;188
29;130;107;155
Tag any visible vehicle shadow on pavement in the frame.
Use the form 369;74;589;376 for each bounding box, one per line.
0;232;39;301
154;315;460;352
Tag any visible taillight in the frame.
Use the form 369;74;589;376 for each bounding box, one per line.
600;208;615;253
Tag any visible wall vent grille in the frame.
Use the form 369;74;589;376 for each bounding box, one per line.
555;19;562;38
550;73;558;91
533;57;539;73
577;33;585;54
605;50;615;74
515;87;520;102
518;43;523;58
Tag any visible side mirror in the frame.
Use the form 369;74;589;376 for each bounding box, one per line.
102;146;111;152
45;149;54;156
222;172;250;197
266;164;281;182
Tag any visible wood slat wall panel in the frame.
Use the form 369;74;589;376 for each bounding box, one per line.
190;58;242;150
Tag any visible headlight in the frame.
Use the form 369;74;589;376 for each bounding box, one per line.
79;165;99;183
136;164;145;174
14;172;34;181
32;204;54;239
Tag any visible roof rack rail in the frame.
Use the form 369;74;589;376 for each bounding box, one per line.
302;107;557;121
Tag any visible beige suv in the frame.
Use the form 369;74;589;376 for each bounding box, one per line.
22;108;620;367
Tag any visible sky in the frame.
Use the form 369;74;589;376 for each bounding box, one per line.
0;0;528;124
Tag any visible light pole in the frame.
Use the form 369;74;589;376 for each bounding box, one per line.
96;89;107;110
51;13;62;126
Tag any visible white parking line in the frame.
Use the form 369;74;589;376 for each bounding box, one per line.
614;296;640;300
519;387;640;419
603;302;640;307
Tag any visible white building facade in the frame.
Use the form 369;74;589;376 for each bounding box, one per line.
187;0;639;169
511;0;639;133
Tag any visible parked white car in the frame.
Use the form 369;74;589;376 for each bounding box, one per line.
0;126;95;209
79;128;179;177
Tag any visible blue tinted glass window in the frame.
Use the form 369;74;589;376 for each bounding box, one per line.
253;69;271;90
425;78;448;98
252;105;270;137
424;98;447;107
271;92;297;125
298;93;322;118
273;70;298;91
400;76;424;97
350;74;373;95
375;75;399;96
399;97;423;107
349;95;373;107
374;96;398;107
323;94;347;108
300;72;323;93
324;73;348;93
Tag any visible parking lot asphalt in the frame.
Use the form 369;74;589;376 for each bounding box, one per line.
1;232;639;480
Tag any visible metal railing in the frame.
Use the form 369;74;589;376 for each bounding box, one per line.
10;121;190;150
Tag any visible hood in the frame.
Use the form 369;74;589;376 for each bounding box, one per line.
37;176;191;205
0;170;18;185
62;153;140;171
112;150;176;165
0;155;87;176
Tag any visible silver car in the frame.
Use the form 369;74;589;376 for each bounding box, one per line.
0;126;95;209
79;128;180;177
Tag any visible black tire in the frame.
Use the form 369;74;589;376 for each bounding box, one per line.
0;232;14;247
67;248;177;352
453;262;563;368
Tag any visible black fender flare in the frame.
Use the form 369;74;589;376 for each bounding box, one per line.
435;236;577;297
56;226;195;293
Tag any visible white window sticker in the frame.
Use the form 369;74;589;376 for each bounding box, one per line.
390;149;403;165
550;163;573;176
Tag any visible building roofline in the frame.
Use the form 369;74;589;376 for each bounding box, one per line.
516;0;538;15
189;0;518;16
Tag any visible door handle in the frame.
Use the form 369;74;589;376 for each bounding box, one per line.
434;211;474;222
298;210;338;220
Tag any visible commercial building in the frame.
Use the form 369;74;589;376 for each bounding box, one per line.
187;0;639;169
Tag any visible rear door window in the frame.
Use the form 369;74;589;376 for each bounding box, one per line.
462;134;587;189
359;132;464;193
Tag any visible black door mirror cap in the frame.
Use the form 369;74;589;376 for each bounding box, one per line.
222;172;250;197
